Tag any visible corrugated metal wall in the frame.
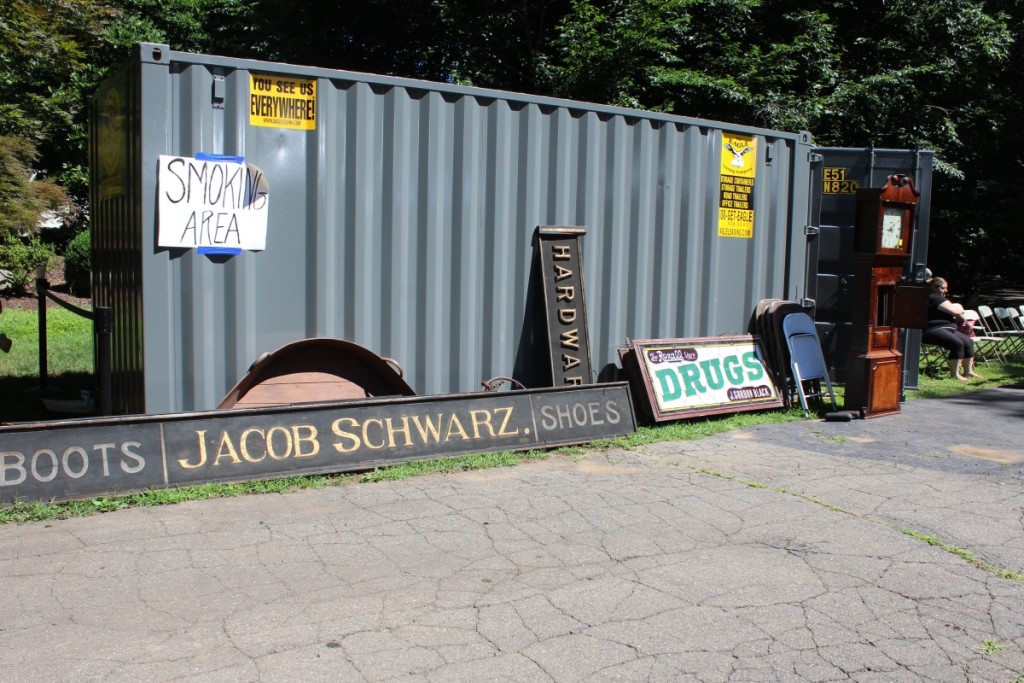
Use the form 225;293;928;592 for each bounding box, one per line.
91;43;814;415
89;61;146;415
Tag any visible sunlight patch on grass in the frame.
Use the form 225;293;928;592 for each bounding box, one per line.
912;360;1024;399
0;308;93;377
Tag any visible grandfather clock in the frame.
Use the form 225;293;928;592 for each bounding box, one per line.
844;174;919;417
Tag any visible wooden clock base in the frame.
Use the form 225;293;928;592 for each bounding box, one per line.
844;350;903;418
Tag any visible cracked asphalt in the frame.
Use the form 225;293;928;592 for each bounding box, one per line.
1;384;1022;682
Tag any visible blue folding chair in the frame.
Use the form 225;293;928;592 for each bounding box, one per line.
782;312;837;417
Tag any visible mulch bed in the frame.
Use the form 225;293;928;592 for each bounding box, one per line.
1;260;91;313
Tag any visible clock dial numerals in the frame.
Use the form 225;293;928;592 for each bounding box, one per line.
880;207;902;249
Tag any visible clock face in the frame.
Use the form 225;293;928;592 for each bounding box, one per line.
880;207;902;249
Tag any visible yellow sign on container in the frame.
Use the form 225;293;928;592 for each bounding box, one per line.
249;73;317;130
718;133;757;238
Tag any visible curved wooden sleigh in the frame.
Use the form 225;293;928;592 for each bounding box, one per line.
218;338;416;409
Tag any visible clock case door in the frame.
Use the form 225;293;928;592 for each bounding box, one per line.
847;261;928;353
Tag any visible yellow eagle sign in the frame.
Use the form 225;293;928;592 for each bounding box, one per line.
718;133;757;239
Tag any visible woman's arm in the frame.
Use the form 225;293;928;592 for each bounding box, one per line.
937;298;965;317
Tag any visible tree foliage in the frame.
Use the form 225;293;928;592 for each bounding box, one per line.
0;137;43;239
0;235;56;294
547;0;1018;291
0;136;73;239
0;0;110;192
64;228;91;295
198;0;570;92
0;0;1021;290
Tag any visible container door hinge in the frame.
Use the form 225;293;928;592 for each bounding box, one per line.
801;298;816;309
808;152;823;164
804;225;820;237
212;75;225;109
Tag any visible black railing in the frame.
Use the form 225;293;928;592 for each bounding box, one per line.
36;266;112;416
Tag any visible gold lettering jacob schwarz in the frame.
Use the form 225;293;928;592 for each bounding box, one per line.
1;385;635;504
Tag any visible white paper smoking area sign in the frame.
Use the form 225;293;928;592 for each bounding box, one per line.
157;154;270;251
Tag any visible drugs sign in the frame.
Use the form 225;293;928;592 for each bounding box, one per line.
621;336;782;423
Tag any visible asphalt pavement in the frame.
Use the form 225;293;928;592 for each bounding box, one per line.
1;384;1023;682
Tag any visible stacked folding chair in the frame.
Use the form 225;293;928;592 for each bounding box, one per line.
750;300;838;415
781;311;837;417
752;299;804;409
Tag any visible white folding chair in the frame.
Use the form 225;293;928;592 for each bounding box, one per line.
782;312;837;417
993;307;1024;356
1004;308;1024;336
977;305;1023;358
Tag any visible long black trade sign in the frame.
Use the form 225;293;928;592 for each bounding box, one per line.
0;383;635;505
534;225;594;386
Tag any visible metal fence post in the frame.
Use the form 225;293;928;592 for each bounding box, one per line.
95;307;113;416
36;264;48;394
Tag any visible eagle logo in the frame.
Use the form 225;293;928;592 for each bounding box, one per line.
724;143;753;168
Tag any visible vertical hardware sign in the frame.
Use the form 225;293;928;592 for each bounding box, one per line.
249;73;317;130
534;226;594;386
718;133;757;238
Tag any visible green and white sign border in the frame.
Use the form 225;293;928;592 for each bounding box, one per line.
624;335;782;422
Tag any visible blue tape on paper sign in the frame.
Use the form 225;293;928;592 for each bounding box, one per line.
194;152;244;164
197;246;243;256
194;152;245;257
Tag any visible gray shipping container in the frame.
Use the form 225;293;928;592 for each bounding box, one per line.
90;43;824;415
807;147;933;389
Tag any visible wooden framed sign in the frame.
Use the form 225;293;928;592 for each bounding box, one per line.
0;383;636;505
533;226;594;386
620;335;782;423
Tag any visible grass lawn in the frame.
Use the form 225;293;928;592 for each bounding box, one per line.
907;358;1024;399
0;307;94;422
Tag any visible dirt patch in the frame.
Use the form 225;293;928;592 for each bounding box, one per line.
572;459;649;475
949;444;1024;464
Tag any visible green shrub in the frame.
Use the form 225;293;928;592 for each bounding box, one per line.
64;229;91;296
0;235;55;294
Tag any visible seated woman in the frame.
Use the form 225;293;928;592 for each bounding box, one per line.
922;276;980;381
